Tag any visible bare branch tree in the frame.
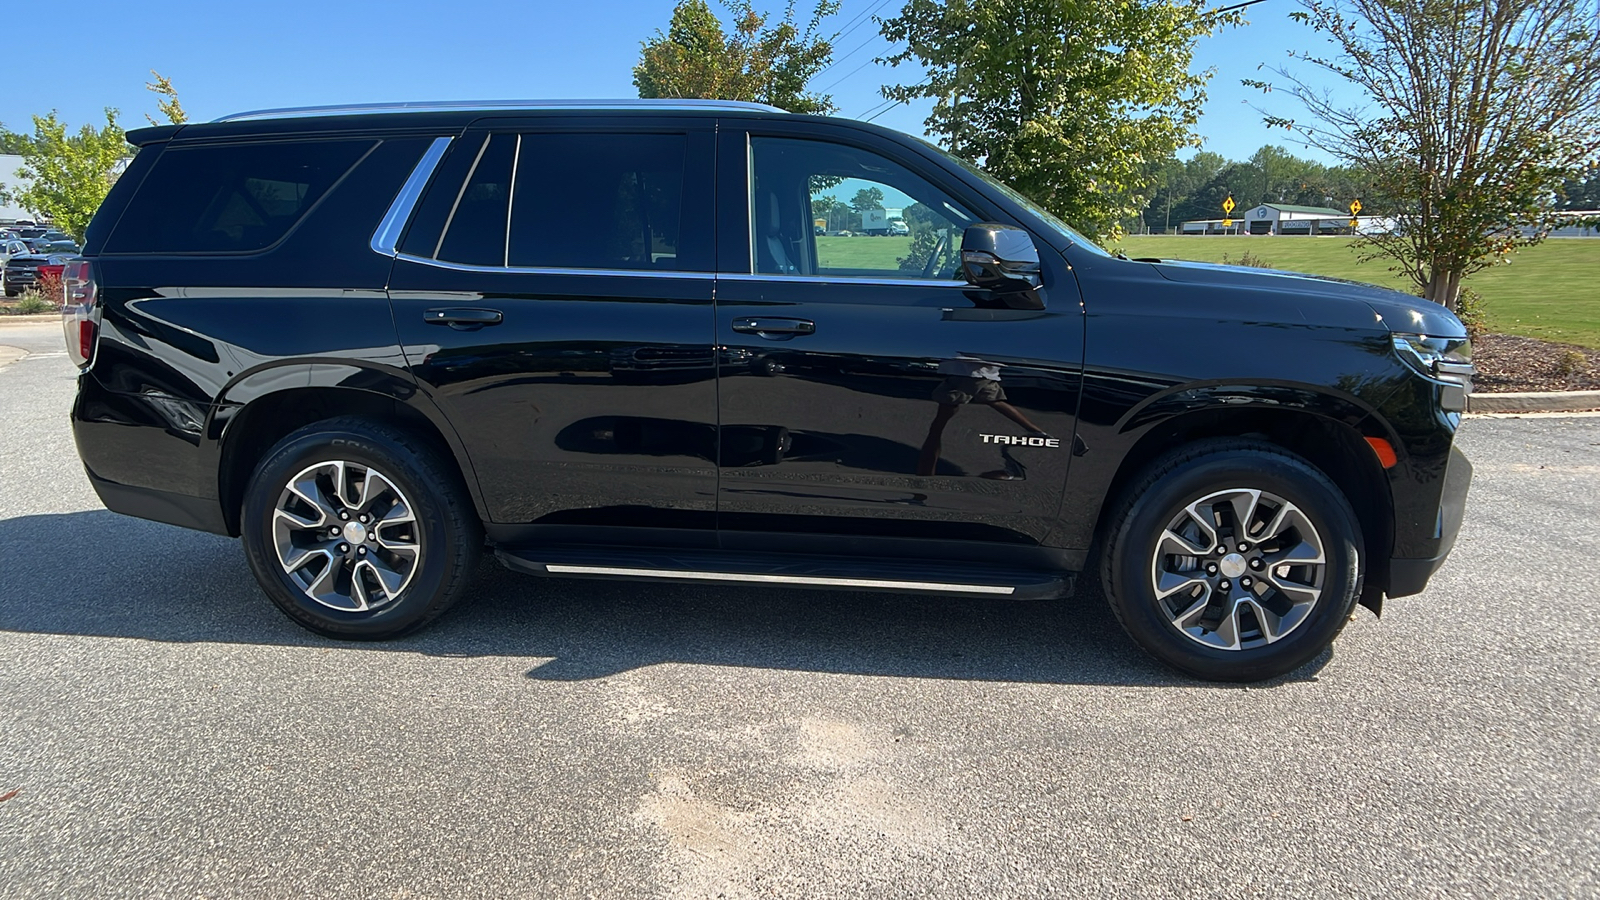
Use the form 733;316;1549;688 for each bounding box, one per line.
1245;0;1600;309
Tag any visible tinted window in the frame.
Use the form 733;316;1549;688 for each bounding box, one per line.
435;134;516;267
506;133;687;271
750;137;975;280
106;139;373;253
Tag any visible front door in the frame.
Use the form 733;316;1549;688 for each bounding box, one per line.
713;128;1084;548
388;119;719;538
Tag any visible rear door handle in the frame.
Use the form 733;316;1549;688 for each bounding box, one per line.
425;307;503;329
731;317;815;338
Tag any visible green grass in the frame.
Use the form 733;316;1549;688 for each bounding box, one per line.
1116;235;1600;348
814;234;912;271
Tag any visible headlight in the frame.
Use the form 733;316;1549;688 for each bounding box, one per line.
1392;334;1473;411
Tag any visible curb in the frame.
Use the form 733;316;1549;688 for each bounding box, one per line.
0;314;59;325
1467;390;1600;413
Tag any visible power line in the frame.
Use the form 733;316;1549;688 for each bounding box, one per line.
863;99;906;123
814;0;897;77
818;54;883;95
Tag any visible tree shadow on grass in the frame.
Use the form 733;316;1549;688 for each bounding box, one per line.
0;510;1332;687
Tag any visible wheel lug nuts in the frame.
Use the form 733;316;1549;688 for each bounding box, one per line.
329;526;340;536
359;514;369;523
1238;542;1250;552
367;532;377;541
339;511;349;520
1206;564;1218;575
1219;579;1231;591
1250;558;1263;570
357;547;367;556
1241;576;1252;588
337;543;349;553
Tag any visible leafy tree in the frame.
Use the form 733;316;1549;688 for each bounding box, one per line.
1560;166;1600;211
850;186;884;212
0;127;33;155
14;110;127;240
145;70;187;125
1143;150;1227;232
634;0;840;114
880;0;1239;239
1248;0;1600;310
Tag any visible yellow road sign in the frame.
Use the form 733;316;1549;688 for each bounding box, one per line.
1222;218;1233;228
1349;218;1359;228
1349;199;1362;215
1222;195;1236;215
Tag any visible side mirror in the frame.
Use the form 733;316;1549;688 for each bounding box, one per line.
960;224;1044;308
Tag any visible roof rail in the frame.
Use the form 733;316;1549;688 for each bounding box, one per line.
213;98;787;123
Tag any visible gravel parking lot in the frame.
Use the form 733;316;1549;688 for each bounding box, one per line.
2;317;1596;899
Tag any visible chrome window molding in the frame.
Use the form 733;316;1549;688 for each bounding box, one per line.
369;136;453;257
217;98;786;123
719;272;973;289
393;252;716;280
435;135;492;259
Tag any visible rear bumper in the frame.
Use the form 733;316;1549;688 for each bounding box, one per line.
1386;444;1472;598
83;467;232;536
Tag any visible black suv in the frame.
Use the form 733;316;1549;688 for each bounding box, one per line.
64;99;1473;681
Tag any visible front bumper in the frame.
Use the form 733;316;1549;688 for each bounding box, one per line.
1386;444;1472;597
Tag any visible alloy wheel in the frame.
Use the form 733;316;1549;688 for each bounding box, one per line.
271;460;421;612
1149;488;1326;651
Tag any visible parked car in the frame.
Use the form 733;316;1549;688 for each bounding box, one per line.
5;251;76;297
0;238;29;265
63;99;1473;681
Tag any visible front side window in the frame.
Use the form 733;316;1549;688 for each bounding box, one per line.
749;137;975;280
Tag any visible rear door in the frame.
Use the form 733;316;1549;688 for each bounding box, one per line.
712;123;1085;549
388;116;719;539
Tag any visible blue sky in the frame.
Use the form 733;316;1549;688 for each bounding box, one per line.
32;0;1344;164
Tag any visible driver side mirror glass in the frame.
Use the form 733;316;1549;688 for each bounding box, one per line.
960;224;1044;308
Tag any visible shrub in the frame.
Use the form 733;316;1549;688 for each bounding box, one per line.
35;270;63;304
1555;349;1590;378
1220;250;1272;268
1454;288;1489;340
13;292;55;314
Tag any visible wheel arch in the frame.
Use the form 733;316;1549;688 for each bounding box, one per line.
1090;398;1396;609
212;381;486;537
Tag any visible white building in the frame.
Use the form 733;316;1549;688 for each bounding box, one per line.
0;154;39;222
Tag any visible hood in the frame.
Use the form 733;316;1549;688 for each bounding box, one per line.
1149;259;1467;338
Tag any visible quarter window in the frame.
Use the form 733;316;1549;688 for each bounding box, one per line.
749;137;975;280
105;139;374;254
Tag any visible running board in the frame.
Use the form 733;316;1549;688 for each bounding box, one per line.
494;545;1072;601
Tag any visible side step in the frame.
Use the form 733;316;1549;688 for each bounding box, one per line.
494;545;1073;601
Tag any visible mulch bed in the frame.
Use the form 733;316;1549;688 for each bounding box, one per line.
1471;333;1600;393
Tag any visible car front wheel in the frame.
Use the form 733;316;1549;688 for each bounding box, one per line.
1101;440;1363;682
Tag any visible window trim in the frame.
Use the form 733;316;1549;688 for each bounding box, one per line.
370;136;453;256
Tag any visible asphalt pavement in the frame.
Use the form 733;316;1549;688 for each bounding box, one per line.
1;317;1596;899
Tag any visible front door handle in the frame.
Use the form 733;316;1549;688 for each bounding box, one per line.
731;317;815;338
425;307;503;330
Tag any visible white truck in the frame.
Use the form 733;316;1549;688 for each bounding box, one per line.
859;207;904;236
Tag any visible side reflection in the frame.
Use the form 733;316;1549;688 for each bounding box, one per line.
918;355;1049;479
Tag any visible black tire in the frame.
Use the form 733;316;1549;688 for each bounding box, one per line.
241;417;482;640
1101;439;1363;682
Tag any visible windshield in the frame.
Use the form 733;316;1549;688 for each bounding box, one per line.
915;138;1112;257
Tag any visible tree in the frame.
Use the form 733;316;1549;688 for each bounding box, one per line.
0;128;33;155
850;186;884;211
1247;0;1600;310
14;110;127;240
880;0;1239;239
634;0;840;114
145;70;187;125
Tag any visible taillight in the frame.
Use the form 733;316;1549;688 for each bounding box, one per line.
62;259;99;369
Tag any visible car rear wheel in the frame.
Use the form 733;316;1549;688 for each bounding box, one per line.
241;417;481;639
1101;439;1363;682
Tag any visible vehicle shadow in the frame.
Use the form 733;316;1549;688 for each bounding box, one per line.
0;511;1331;687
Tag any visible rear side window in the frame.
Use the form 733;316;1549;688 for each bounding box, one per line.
409;131;694;272
105;139;373;254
